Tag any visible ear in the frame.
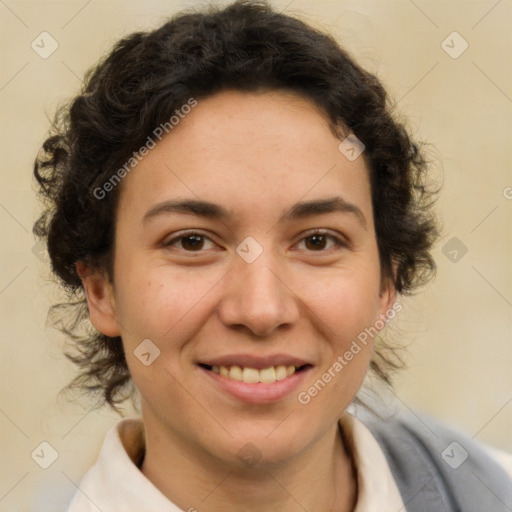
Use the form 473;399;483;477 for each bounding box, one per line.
76;261;121;337
376;260;398;326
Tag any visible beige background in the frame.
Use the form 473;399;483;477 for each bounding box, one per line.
0;1;511;510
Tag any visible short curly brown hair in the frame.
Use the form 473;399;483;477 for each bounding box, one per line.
33;0;439;410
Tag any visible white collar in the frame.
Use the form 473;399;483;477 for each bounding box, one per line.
66;413;406;512
340;412;406;512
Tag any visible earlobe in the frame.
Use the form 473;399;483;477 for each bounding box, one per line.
379;259;398;309
76;261;121;337
379;279;397;316
377;264;398;330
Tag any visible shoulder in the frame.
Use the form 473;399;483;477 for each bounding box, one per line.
66;417;161;512
485;444;512;480
356;407;512;512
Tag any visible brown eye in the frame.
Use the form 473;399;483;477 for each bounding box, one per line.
295;231;345;253
164;232;216;252
180;234;205;251
304;234;329;251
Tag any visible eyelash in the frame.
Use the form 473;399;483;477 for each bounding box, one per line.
162;229;347;254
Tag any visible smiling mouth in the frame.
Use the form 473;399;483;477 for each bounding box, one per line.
199;364;311;384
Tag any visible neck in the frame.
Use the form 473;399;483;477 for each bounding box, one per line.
140;411;357;512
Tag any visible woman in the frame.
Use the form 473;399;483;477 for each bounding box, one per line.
33;1;512;510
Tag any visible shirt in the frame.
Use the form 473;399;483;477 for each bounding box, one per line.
66;413;512;512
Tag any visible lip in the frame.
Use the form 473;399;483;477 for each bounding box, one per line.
199;353;311;370
199;364;313;404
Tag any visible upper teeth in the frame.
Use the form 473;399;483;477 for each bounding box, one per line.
211;365;296;383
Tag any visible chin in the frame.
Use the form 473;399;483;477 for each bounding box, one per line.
208;418;318;469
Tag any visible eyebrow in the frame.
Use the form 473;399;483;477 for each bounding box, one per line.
143;196;367;229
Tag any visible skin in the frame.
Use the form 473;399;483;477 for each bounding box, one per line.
80;89;396;511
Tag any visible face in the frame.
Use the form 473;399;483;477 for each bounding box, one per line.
84;89;395;468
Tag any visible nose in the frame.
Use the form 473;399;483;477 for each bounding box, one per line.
217;251;300;338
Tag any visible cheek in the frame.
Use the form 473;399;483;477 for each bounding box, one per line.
113;259;218;343
301;265;382;345
302;274;379;408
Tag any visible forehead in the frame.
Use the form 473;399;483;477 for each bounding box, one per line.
168;89;341;165
116;89;373;228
